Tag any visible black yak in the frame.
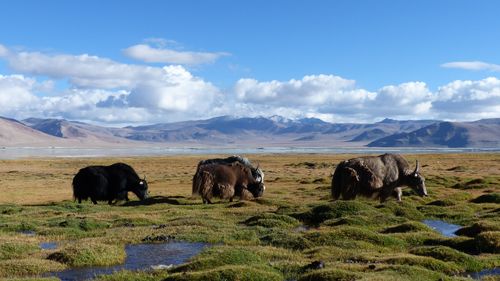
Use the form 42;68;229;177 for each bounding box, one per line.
331;153;427;202
192;162;265;204
72;162;148;204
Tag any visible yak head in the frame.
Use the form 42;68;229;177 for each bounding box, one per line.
248;170;266;198
251;164;265;183
132;176;149;200
406;160;427;197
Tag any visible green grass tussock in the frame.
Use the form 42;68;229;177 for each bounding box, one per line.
471;193;500;204
382;222;433;234
409;246;485;272
0;242;39;260
47;242;125;267
297;268;359;281
168;246;283;281
455;221;500;237
243;213;300;228
0;258;65;278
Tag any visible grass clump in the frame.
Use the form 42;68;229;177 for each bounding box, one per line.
93;270;169;281
0;242;39;260
166;265;283;281
382;222;432;234
471;193;500;204
0;258;65;278
409;245;485;272
243;213;300;228
383;255;461;275
306;226;407;250
378;202;424;221
168;246;283;281
47;242;125;267
260;229;312;250
474;231;500;253
366;264;451;281
455;221;500;237
298;201;376;225
297;268;359;281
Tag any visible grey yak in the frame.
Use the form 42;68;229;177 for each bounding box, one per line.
331;153;427;202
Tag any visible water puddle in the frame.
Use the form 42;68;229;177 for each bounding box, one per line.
40;242;58;250
466;268;499;280
19;230;36;236
47;241;208;281
422;219;461;237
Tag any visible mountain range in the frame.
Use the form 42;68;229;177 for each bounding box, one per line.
0;116;498;148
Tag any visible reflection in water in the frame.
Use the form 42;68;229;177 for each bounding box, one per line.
422;219;461;237
48;241;208;281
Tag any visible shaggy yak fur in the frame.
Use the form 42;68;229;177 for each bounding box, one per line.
192;162;265;204
331;153;427;202
72;162;148;204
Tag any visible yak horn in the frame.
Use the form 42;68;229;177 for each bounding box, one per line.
414;160;420;174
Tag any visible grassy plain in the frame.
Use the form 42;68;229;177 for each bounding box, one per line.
0;153;498;281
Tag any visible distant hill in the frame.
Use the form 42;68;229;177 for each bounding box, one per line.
367;119;500;148
0;117;67;146
21;118;140;146
1;115;497;148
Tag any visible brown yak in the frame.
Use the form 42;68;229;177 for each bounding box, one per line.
192;162;265;204
331;153;427;202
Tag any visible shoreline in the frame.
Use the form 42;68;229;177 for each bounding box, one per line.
1;146;499;160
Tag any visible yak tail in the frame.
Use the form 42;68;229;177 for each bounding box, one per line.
192;172;202;196
331;165;343;200
192;170;215;197
331;163;359;200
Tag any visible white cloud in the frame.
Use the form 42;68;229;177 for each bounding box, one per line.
370;82;434;116
441;61;500;72
0;43;499;125
433;77;500;120
234;75;365;107
123;44;229;65
0;75;39;117
127;65;220;113
0;44;8;57
6;51;162;89
0;44;221;123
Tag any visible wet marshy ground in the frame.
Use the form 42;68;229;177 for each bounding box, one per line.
0;154;498;280
47;241;208;281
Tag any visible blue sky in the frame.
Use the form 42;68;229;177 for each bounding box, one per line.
0;0;499;125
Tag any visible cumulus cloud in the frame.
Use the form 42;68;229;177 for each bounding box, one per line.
234;75;365;106
233;75;435;120
433;77;500;119
0;44;8;57
127;65;220;112
123;43;229;65
0;75;39;117
0;43;499;125
0;44;221;123
441;61;500;72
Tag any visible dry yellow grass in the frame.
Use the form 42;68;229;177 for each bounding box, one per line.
0;153;498;205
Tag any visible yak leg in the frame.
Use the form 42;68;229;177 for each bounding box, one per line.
379;185;397;203
78;198;82;204
91;198;98;204
393;187;403;202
